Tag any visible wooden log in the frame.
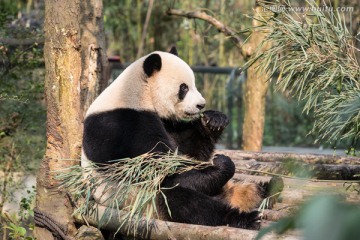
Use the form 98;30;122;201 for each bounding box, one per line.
233;174;360;204
262;205;298;222
74;205;300;240
231;159;360;180
216;150;360;165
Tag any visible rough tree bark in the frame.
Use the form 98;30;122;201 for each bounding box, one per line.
241;3;272;151
167;1;272;151
34;1;107;239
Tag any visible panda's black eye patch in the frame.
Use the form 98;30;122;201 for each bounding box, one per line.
178;83;189;100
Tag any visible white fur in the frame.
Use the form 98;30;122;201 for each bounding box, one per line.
85;51;205;119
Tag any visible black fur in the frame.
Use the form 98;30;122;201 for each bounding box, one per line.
169;46;178;56
178;83;189;100
143;53;162;77
157;187;259;229
83;108;260;229
162;110;228;161
163;154;235;196
83;109;175;163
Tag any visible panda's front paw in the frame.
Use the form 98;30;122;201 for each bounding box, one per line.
201;110;229;132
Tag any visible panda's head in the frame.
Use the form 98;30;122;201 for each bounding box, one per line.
86;47;206;120
143;47;206;120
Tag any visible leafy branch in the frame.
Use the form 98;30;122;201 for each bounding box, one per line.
248;0;360;151
166;8;246;57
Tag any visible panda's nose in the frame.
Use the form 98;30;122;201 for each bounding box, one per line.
196;104;205;110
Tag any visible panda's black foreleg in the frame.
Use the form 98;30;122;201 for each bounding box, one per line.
163;110;229;162
157;186;260;230
185;110;229;161
162;154;235;196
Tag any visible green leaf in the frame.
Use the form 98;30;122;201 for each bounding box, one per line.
18;226;27;236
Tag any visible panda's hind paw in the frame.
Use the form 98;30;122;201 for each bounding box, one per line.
236;210;261;230
213;154;235;175
201;110;229;132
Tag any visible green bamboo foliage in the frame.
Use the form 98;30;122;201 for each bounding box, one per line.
247;0;360;151
56;151;211;235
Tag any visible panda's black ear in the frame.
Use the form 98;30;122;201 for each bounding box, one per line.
169;46;178;56
143;53;162;77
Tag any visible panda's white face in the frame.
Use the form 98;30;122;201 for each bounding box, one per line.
85;50;206;120
148;52;206;120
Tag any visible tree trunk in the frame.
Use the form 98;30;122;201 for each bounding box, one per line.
34;1;107;239
241;4;272;151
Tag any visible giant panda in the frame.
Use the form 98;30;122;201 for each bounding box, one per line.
81;47;282;230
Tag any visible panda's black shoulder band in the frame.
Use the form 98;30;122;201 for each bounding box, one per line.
143;53;162;77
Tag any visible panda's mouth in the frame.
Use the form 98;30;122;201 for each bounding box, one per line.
185;112;197;116
184;112;201;119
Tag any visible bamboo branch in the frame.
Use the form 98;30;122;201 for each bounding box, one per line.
166;8;245;57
